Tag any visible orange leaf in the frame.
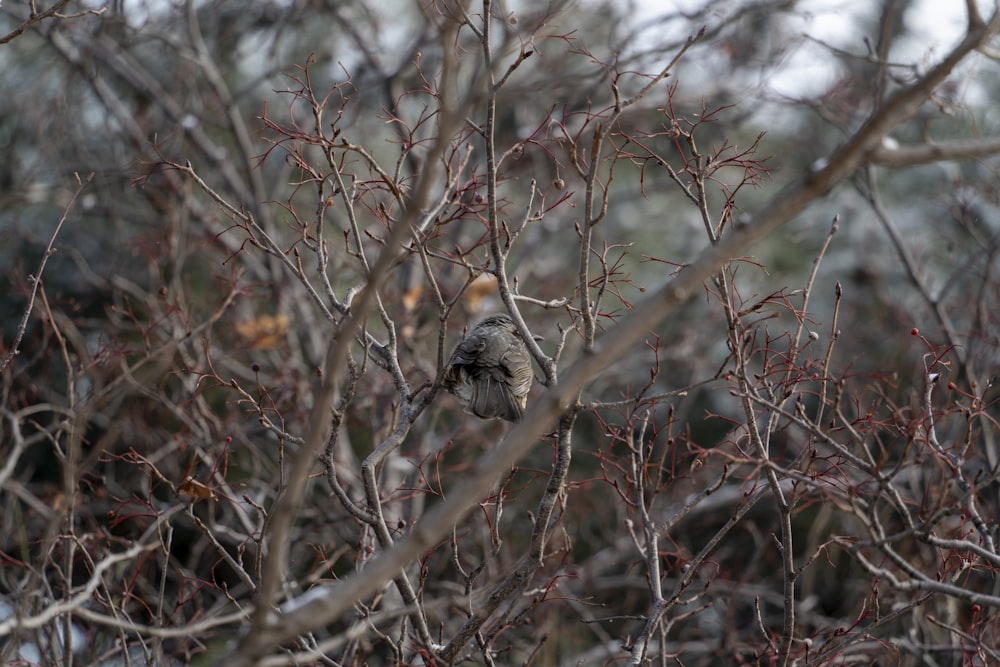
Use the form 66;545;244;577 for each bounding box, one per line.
178;476;217;501
235;313;289;350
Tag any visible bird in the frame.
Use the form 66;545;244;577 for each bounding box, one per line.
442;313;535;422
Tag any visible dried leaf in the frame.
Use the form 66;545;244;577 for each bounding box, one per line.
178;476;217;501
235;314;289;350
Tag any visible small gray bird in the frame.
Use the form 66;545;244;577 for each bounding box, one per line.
443;313;534;422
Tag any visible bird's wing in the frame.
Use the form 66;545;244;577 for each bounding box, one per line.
502;346;534;399
473;340;532;421
447;330;488;368
445;326;532;421
468;375;523;421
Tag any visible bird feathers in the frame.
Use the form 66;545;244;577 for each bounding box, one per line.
443;314;533;422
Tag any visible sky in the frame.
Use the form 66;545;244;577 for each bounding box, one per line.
773;0;969;95
627;0;974;97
